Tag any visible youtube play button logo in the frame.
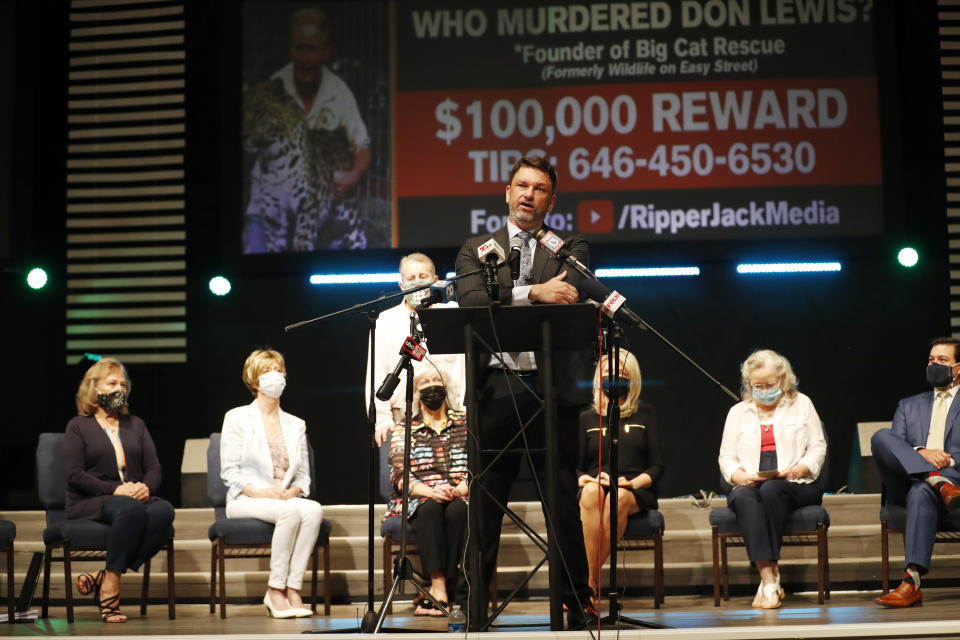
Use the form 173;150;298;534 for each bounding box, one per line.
577;200;614;234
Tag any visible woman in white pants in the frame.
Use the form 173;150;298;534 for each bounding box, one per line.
220;349;323;618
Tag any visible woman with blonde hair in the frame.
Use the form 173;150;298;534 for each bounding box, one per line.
64;358;174;623
220;349;322;618
718;349;826;609
577;349;663;607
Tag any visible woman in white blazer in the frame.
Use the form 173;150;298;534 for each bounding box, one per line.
220;349;323;619
718;349;827;610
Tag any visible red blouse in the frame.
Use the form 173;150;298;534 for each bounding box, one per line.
760;423;776;452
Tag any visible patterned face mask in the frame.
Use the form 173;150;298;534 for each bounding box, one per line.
403;278;433;307
97;390;128;415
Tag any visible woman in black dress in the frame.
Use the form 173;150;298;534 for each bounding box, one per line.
578;350;663;603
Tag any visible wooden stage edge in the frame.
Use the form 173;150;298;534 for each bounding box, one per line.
5;591;960;639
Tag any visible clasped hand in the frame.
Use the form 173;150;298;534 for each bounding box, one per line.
578;472;632;488
429;484;460;502
114;481;150;502
919;448;955;470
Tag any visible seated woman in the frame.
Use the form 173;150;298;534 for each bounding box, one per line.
384;366;467;616
578;349;663;607
64;358;175;623
220;349;323;619
718;349;827;609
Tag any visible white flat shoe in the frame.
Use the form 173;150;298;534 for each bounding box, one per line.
264;592;297;618
754;582;782;609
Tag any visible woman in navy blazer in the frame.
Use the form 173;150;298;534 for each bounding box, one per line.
220;349;322;618
64;358;175;623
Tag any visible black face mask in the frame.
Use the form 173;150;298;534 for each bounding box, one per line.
419;385;447;411
97;390;128;415
927;363;957;389
601;377;631;401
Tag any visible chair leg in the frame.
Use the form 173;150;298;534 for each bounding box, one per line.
41;548;51;619
6;544;14;624
323;541;331;616
711;526;720;606
721;538;729;602
167;539;176;620
880;521;890;595
310;544;319;614
490;568;498;611
816;524;826;605
218;540;227;619
824;528;830;600
141;557;151;615
654;529;664;608
209;542;216;614
63;542;74;624
383;535;392;615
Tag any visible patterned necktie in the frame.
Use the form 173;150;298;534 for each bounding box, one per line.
927;390;951;450
516;230;533;285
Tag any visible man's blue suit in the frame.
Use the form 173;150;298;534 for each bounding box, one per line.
871;389;960;571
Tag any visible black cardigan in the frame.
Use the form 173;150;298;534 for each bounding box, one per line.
63;414;162;520
578;403;664;488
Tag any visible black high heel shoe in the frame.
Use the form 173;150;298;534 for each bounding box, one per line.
76;570;105;596
97;591;126;623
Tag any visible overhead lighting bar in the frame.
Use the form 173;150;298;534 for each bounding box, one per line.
309;272;400;285
595;266;700;278
736;262;841;274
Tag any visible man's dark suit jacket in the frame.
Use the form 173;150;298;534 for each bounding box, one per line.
63;414;163;520
455;223;594;406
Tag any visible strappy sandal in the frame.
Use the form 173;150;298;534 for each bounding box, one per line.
97;591;126;623
76;570;105;596
413;599;436;616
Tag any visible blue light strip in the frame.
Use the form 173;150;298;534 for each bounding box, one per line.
309;272;399;285
595;266;700;278
736;262;841;274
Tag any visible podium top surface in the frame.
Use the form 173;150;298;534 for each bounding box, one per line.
418;303;598;354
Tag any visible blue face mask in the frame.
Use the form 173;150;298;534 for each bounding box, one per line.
752;387;782;405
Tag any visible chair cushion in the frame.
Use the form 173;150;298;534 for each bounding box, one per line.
380;515;417;541
209;516;332;545
710;505;830;535
0;519;15;545
623;509;665;538
45;520;175;548
880;504;960;532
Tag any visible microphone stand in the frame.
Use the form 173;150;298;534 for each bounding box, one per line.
287;270;486;634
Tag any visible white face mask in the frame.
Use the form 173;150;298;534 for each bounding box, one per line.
258;370;286;399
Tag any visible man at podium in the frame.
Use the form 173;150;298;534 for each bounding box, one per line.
455;156;594;628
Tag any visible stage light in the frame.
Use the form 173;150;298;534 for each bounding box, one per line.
595;266;700;278
897;247;918;268
26;267;48;290
309;272;400;285
208;275;232;296
736;262;841;274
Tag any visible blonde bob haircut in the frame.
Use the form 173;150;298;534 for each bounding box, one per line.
76;358;131;416
592;349;642;419
739;348;799;404
242;349;286;396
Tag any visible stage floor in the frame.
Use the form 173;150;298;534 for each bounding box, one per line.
3;590;960;639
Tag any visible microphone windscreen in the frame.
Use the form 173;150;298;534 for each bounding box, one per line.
478;237;506;262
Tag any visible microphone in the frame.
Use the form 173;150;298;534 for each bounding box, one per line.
414;279;456;311
376;336;427;401
534;228;589;274
477;238;506;303
578;277;645;329
508;235;522;281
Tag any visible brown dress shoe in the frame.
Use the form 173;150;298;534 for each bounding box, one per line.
939;481;960;512
874;581;922;608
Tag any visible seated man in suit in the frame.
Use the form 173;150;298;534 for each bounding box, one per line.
872;336;960;607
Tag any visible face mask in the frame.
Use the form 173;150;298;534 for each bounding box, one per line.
258;371;286;399
419;385;447;411
403;278;433;307
601;377;631;401
927;363;958;388
752;386;782;405
97;390;128;415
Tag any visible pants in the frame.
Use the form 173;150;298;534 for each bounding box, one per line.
474;370;590;609
226;496;324;590
410;498;467;599
871;428;960;571
100;496;175;573
726;479;822;563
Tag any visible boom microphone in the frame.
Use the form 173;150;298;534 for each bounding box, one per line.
414;279;456;311
534;228;590;274
578;277;645;329
376;336;427;401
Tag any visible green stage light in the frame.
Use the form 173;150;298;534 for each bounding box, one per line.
897;247;919;268
26;267;48;290
209;275;232;296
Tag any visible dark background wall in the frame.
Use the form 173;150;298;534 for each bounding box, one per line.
0;0;947;509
